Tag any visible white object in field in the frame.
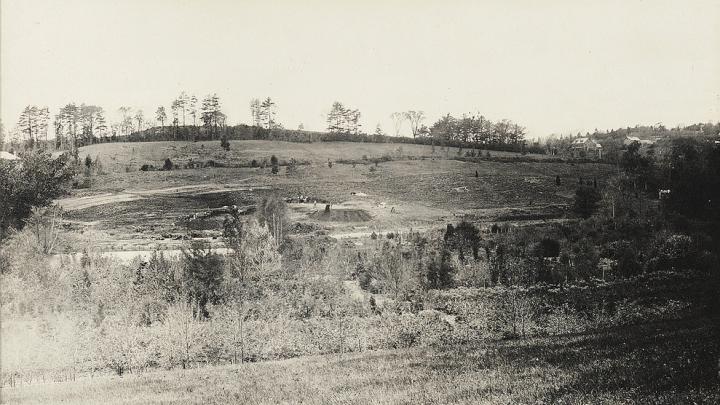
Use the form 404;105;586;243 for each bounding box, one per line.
0;151;19;160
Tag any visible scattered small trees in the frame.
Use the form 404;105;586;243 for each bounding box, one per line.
444;221;481;262
17;105;50;149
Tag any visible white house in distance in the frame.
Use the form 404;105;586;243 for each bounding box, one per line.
571;137;602;159
623;135;655;146
0;151;20;161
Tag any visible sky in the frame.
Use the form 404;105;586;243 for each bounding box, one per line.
1;0;719;139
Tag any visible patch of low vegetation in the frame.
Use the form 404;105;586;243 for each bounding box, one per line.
309;208;372;222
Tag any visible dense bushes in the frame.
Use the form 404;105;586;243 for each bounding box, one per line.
0;151;76;238
0;216;714;384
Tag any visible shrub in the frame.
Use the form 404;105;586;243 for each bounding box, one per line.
573;186;601;218
163;158;173;171
95;157;104;175
181;242;225;319
1;152;78;240
251;159;258;168
286;158;298;175
73;177;92;189
270;155;279;174
139;164;154;171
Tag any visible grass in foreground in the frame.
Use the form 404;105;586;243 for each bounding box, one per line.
3;317;718;404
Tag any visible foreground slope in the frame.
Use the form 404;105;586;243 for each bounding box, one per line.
5;317;717;405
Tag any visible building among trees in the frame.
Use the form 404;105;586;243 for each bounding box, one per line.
571;137;603;159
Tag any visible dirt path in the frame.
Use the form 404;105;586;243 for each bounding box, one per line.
57;179;263;211
57;193;142;211
51;247;233;265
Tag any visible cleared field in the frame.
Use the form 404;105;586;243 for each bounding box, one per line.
4;317;717;404
57;141;615;251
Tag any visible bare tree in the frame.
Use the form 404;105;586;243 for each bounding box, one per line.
134;110;145;133
404;110;425;138
177;92;189;126
189;95;198;127
118;106;133;136
249;98;262;127
390;112;405;137
27;205;63;254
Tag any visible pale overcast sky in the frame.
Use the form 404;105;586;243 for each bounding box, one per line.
1;0;719;138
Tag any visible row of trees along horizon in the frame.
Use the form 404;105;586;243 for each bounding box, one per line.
6;92;716;157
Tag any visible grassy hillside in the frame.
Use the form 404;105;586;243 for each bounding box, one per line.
5;317;717;404
74;140;550;173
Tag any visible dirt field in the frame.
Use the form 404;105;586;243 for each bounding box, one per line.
57;141;614;252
